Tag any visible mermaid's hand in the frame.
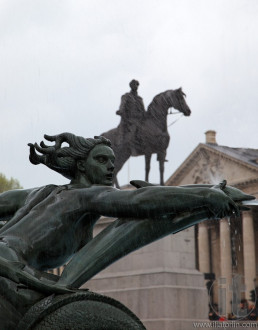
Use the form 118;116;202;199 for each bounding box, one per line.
213;180;255;211
206;187;240;219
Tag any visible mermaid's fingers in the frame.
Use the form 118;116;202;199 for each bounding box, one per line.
44;134;57;142
40;141;51;148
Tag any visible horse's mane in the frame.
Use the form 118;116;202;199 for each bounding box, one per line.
147;90;174;116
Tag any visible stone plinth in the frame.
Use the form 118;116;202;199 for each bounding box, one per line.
85;218;209;329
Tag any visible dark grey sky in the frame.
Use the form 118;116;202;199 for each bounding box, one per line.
0;0;257;188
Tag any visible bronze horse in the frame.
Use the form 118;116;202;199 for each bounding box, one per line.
102;88;191;187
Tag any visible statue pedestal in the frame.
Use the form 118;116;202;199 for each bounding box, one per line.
85;218;209;329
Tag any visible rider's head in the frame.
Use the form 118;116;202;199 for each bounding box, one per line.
28;133;115;185
129;79;139;92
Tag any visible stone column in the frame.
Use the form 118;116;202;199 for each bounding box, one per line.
198;222;210;273
211;225;220;305
242;211;256;300
220;218;232;317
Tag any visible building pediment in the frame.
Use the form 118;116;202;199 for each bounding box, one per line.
166;143;258;187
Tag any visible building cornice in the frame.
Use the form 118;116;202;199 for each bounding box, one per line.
166;143;258;186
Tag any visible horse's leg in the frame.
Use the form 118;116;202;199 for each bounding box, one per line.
157;150;166;186
159;160;165;186
145;154;151;182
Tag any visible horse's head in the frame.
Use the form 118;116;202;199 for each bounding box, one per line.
167;88;191;116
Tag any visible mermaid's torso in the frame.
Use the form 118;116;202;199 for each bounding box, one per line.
0;185;100;270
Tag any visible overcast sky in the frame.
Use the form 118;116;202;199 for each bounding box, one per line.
0;0;257;189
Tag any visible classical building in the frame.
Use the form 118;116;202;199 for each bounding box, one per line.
166;130;258;318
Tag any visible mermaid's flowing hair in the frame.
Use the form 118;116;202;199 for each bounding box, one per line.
28;133;112;179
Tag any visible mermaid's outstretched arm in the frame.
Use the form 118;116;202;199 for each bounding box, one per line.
84;184;239;220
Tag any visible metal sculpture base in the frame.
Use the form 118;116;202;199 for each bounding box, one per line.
17;291;146;330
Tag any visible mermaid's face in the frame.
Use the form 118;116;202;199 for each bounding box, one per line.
79;144;115;186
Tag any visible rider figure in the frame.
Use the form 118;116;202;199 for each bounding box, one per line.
116;80;145;140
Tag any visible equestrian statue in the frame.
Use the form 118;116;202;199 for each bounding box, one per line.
102;80;191;187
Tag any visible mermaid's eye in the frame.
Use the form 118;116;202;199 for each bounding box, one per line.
97;156;107;164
